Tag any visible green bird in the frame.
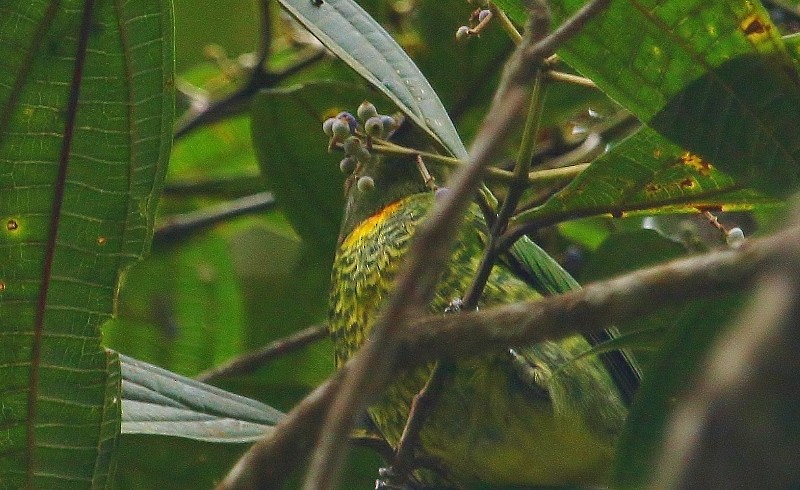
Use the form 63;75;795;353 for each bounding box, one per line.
327;115;637;488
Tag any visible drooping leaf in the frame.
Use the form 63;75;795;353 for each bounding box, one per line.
119;355;283;443
509;235;579;295
0;0;173;487
275;0;468;159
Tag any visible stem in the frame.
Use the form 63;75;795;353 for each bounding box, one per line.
546;70;597;88
489;2;522;44
371;140;588;187
196;325;328;383
504;184;746;251
153;192;276;245
462;71;547;307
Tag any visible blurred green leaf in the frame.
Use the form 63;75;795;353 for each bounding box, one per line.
169;115;261;188
612;294;745;487
557;217;613;250
0;0;173;486
276;0;467;159
116;434;248;489
580;229;686;282
107;229;249;376
120;354;283;443
172;0;258;72
115;435;380;489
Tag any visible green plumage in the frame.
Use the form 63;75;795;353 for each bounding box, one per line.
329;191;628;487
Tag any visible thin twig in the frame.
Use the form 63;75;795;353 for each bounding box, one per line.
462;70;547;305
389;361;456;483
397;224;797;364
174;0;273;139
153;192;276;245
371;137;588;186
501;184;745;252
489;2;522;44
302;1;611;488
496;0;611;94
196;324;328;383
174;47;325;139
217;222;800;489
546;70;597;88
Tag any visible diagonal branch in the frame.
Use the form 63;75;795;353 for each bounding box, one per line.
174;0;326;140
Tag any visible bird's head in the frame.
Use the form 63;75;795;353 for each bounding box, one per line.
324;103;448;242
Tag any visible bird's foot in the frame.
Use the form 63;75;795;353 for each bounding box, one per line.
508;348;551;399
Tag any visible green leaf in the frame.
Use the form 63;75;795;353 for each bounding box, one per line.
509;235;579;294
119;355;283;443
116;435;249;489
497;0;800;195
649;51;800;196
169;115;262;190
0;0;173;487
515;127;779;227
275;0;467;159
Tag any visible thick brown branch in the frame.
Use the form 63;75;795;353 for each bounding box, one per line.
217;220;799;490
398;229;783;362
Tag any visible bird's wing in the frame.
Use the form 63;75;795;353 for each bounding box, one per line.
505;235;641;405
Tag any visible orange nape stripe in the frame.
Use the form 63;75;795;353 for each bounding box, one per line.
342;198;407;249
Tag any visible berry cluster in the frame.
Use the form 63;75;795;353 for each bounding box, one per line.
322;101;398;192
456;8;492;41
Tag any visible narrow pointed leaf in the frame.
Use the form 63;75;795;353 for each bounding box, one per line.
509;236;579;294
0;0;173;486
120;355;283;443
508;237;640;404
275;0;468;159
